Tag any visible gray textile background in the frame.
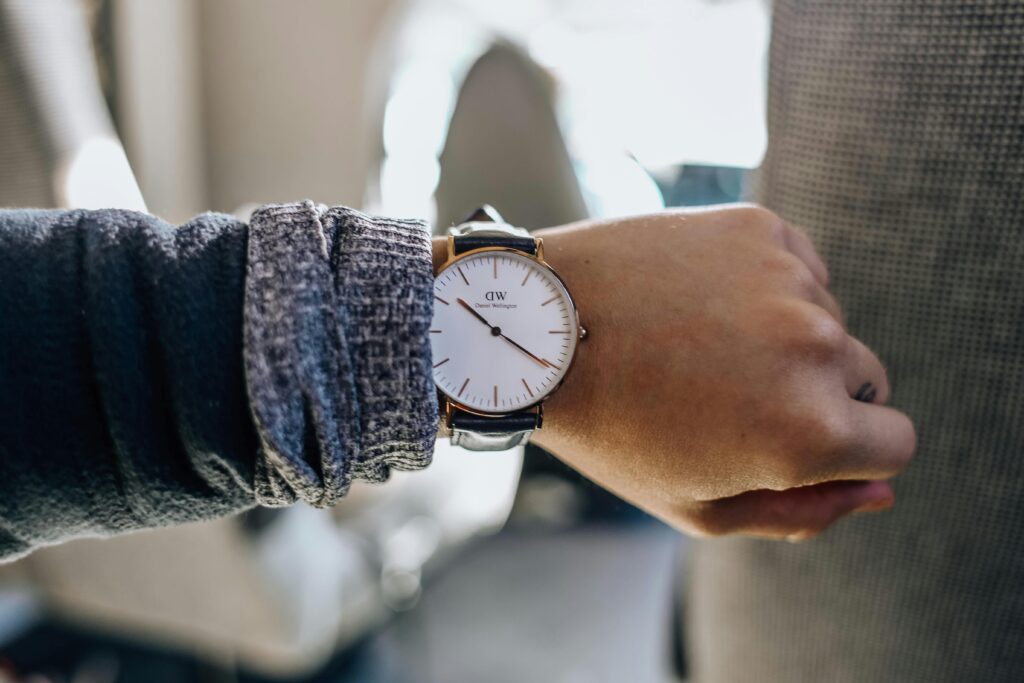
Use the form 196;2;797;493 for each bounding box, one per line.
688;2;1024;681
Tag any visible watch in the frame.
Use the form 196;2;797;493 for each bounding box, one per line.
430;206;586;451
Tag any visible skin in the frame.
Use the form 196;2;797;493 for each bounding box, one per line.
432;205;917;541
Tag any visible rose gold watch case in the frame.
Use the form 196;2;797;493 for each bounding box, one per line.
435;236;586;427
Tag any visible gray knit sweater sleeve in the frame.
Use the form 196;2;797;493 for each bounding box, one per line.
0;202;437;561
245;201;437;508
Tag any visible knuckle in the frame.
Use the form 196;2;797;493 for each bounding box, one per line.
743;203;781;225
805;408;857;459
778;407;856;482
821;291;846;325
755;209;785;238
784;305;847;361
766;253;817;293
725;204;784;239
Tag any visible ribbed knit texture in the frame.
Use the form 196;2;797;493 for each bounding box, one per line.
688;2;1024;682
245;202;437;507
0;203;437;561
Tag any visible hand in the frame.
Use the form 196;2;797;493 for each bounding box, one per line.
527;205;916;541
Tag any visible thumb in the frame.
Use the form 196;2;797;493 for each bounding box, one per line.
690;479;895;541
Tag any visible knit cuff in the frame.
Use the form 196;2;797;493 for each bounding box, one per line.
243;201;437;508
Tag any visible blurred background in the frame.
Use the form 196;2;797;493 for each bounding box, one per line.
0;0;769;681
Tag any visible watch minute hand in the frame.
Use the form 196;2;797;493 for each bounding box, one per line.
456;297;551;369
500;332;553;369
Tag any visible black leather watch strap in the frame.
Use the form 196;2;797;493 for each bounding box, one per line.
450;409;541;451
452;234;537;255
451;409;540;433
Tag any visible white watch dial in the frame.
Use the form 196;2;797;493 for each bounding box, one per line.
431;249;579;414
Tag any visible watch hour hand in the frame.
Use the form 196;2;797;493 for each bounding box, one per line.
456;297;494;329
457;297;551;370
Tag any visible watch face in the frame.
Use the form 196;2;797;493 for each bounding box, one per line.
431;249;580;414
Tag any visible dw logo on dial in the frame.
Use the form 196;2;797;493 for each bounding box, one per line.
485;291;508;301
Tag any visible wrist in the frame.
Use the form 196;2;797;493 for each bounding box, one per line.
525;225;596;451
429;224;590;449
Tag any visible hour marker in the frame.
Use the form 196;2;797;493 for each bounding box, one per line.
457;266;470;286
521;270;531;286
433;358;450;368
458;378;470;397
493;385;498;406
548;330;569;334
493;258;498;279
541;295;559;307
435;295;450;305
430;329;443;334
521;378;534;397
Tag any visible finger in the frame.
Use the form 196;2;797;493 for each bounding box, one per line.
691;479;895;540
844;336;891;404
782;223;830;287
830;402;917;482
808;281;845;326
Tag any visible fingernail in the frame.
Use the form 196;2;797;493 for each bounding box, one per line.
854;496;894;514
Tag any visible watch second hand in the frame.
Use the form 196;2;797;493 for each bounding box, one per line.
456;297;552;370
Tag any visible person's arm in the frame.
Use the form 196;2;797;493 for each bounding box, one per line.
436;206;915;541
0;202;435;561
0;201;914;562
